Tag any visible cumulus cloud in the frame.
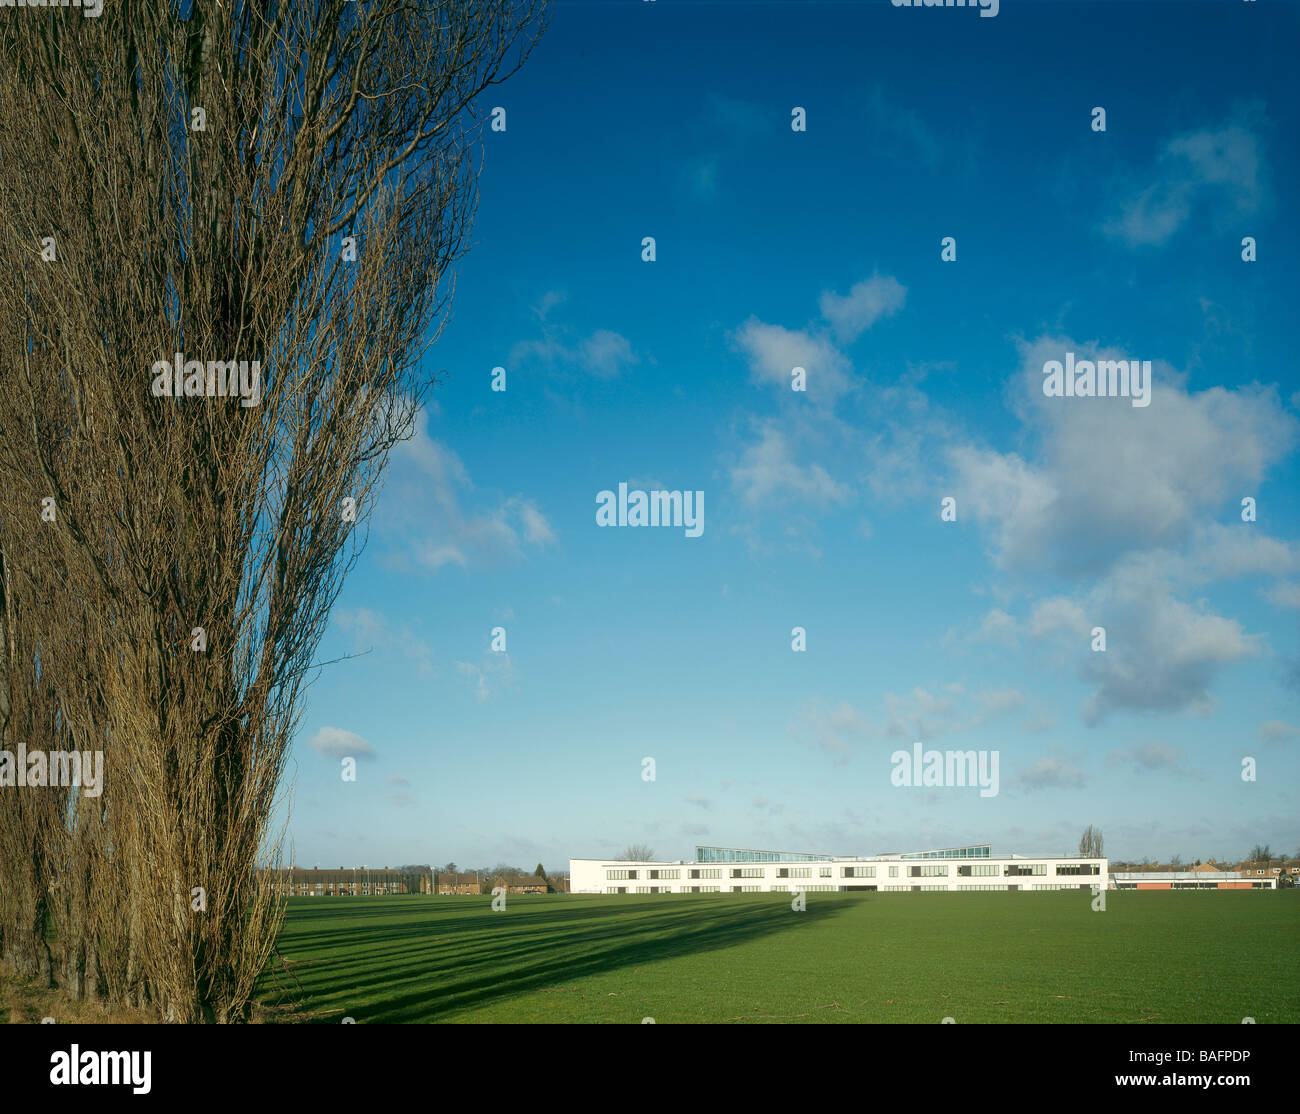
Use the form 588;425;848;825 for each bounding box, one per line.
730;420;850;508
334;607;435;679
731;318;853;405
789;700;871;762
511;293;641;379
384;410;555;573
952;335;1297;579
818;274;906;344
1265;582;1300;609
1017;753;1087;790
1106;740;1193;776
1102;117;1266;248
455;654;516;703
308;727;376;760
881;684;1028;740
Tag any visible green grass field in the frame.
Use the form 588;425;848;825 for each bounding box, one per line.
256;891;1300;1023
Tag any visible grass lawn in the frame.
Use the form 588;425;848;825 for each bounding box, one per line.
256;890;1300;1023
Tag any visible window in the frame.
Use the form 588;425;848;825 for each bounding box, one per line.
649;869;680;880
888;866;899;878
1054;864;1100;876
607;869;631;880
732;867;764;878
791;867;811;878
909;865;947;877
819;867;832;878
842;866;876;878
1005;864;1046;877
777;868;789;878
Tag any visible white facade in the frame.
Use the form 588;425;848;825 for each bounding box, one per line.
570;847;1108;895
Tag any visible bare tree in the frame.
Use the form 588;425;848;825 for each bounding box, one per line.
1078;826;1104;859
620;844;656;861
0;0;546;1022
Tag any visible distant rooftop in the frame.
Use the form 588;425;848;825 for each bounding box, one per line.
694;846;827;863
876;844;991;860
694;842;995;863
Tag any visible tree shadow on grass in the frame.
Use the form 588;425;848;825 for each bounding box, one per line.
262;896;855;1023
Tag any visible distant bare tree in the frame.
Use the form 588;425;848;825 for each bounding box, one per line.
620;844;655;861
1078;826;1104;859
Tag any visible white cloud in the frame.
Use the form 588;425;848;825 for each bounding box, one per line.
455;654;516;703
789;700;871;762
1080;569;1259;723
578;330;639;380
1106;740;1192;776
730;420;849;508
1103;119;1265;248
385;410;555;573
307;727;376;760
881;684;1027;740
334;607;435;679
978;608;1019;645
732;318;853;405
952;333;1297;578
1017;753;1087;790
1265;582;1300;609
818;274;906;344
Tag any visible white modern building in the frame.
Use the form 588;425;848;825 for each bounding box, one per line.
570;843;1108;894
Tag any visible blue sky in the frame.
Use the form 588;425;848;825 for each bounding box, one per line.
281;0;1300;872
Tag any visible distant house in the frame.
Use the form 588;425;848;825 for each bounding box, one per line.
1190;862;1220;874
436;872;482;895
262;866;409;896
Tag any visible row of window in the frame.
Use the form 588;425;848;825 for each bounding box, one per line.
603;883;1096;895
608;862;1099;882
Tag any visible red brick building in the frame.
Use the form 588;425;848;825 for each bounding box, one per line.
262;866;409;896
